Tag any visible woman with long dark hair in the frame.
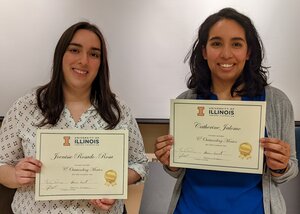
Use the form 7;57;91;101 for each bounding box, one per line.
0;22;148;213
155;8;298;214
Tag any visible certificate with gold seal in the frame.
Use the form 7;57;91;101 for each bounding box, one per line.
35;129;128;200
170;99;266;174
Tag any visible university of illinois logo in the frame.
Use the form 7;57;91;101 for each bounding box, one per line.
197;106;205;116
63;136;70;146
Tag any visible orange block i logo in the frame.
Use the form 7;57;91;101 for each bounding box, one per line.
63;136;70;146
197;106;205;116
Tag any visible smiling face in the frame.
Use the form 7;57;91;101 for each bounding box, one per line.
62;29;101;93
202;19;250;87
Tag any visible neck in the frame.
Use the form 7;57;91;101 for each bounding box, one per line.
63;85;91;103
63;87;92;123
211;82;241;100
63;86;92;109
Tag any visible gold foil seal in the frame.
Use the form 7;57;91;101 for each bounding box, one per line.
104;170;117;186
239;142;252;159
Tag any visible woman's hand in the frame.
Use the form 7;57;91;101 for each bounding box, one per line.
15;157;42;186
90;199;116;210
260;138;290;176
154;135;178;171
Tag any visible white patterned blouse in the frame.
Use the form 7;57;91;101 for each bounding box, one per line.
0;91;148;214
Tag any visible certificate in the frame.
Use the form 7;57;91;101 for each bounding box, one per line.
170;99;266;174
35;129;128;200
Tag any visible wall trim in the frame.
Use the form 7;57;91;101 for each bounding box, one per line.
136;118;169;124
0;116;299;126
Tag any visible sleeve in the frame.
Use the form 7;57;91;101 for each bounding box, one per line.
266;87;298;183
161;89;195;178
272;102;298;183
163;165;184;178
176;89;197;99
124;106;149;183
0;100;24;167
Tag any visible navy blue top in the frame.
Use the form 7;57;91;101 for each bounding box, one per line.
174;92;265;214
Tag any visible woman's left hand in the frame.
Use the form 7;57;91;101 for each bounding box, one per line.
90;199;116;211
260;138;290;175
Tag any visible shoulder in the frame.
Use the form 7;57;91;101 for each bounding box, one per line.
12;90;37;110
114;97;140;129
116;96;130;111
177;89;197;99
265;85;293;107
115;96;134;119
3;90;38;123
265;85;294;129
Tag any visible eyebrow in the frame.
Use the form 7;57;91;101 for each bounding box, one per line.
68;42;101;51
208;36;246;42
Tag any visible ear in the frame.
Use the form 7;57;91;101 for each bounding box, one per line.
246;48;251;60
202;46;207;59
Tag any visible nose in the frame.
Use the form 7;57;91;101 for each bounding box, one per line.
220;45;233;59
79;52;89;65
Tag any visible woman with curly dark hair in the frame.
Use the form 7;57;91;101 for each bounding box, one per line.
155;8;298;214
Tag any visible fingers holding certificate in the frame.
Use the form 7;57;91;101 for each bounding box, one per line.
170;99;266;174
155;135;179;172
155;135;173;165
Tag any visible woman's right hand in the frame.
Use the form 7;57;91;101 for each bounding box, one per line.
90;199;116;211
15;157;42;187
154;135;178;171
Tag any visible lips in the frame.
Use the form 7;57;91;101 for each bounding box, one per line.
73;68;88;75
219;63;234;68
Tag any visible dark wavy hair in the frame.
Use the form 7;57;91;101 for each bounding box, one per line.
186;7;269;98
36;22;121;129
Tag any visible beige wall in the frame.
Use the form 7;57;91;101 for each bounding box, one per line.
138;123;169;153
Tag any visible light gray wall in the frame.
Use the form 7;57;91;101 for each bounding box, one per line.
1;0;299;120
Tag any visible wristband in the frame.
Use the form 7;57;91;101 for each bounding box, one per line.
269;167;288;174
